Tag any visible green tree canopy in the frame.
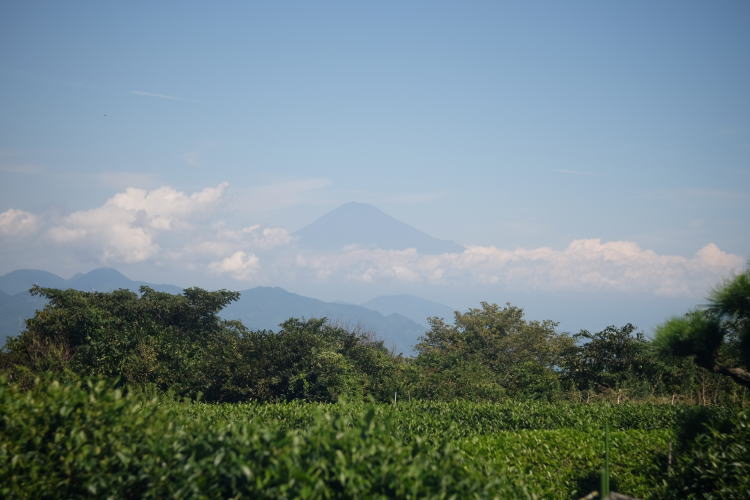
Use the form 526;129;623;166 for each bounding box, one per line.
562;324;658;393
655;267;750;389
414;302;573;400
231;318;403;402
3;286;244;397
1;286;404;402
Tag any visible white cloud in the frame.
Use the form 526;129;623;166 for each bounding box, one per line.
209;251;260;280
184;223;294;260
105;183;227;230
0;209;39;237
695;243;744;269
237;225;293;250
48;183;228;263
292;239;744;297
2;181;743;299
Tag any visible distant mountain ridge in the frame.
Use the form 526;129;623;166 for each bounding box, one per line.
0;269;69;295
0;268;181;295
294;202;464;254
362;294;455;326
0;268;426;354
223;287;424;354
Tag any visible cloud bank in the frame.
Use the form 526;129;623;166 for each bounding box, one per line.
0;182;744;297
45;183;229;263
292;240;742;296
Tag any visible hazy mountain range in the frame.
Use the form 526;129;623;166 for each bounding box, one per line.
0;201;707;353
0;203;467;353
0;268;455;355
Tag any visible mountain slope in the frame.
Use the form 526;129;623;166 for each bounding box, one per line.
0;268;181;295
0;269;68;295
223;287;423;354
294;202;463;254
67;268;183;293
0;289;48;345
363;294;455;326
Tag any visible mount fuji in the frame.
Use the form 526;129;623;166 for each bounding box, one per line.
294;202;463;254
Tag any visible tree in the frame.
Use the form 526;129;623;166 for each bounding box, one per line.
229;317;401;402
2;286;243;397
0;285;406;402
414;302;573;400
562;324;659;394
655;267;750;389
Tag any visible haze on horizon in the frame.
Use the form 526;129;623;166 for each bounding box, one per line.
1;1;749;334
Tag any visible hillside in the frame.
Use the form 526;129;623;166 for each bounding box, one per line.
362;294;455;326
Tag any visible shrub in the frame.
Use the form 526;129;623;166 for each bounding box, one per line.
660;408;750;499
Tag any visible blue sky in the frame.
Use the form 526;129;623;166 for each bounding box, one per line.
1;1;748;331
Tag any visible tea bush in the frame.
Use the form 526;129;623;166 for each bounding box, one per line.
659;408;750;499
1;376;740;499
179;399;688;438
461;429;672;499
0;378;518;498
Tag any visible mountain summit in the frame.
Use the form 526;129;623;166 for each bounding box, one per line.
294;202;463;254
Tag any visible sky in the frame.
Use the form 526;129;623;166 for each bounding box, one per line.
1;1;749;332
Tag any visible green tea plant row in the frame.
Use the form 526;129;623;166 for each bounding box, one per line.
176;398;720;438
460;429;672;499
1;377;746;499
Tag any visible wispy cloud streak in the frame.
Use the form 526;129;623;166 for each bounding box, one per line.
129;90;184;101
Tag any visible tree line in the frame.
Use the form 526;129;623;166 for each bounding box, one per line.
1;267;748;404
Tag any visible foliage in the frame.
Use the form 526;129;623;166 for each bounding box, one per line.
1;288;403;403
2;284;748;404
2;286;244;398
1;376;687;500
654;312;723;370
216;317;403;403
655;266;750;389
178;398;688;440
461;428;671;499
707;266;750;366
560;323;695;399
414;302;573;400
660;408;750;499
3;278;749;499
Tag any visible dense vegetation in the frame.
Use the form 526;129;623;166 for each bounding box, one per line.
3;279;748;405
3;376;747;499
1;267;749;498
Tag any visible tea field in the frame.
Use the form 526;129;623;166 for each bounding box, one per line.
1;378;747;499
